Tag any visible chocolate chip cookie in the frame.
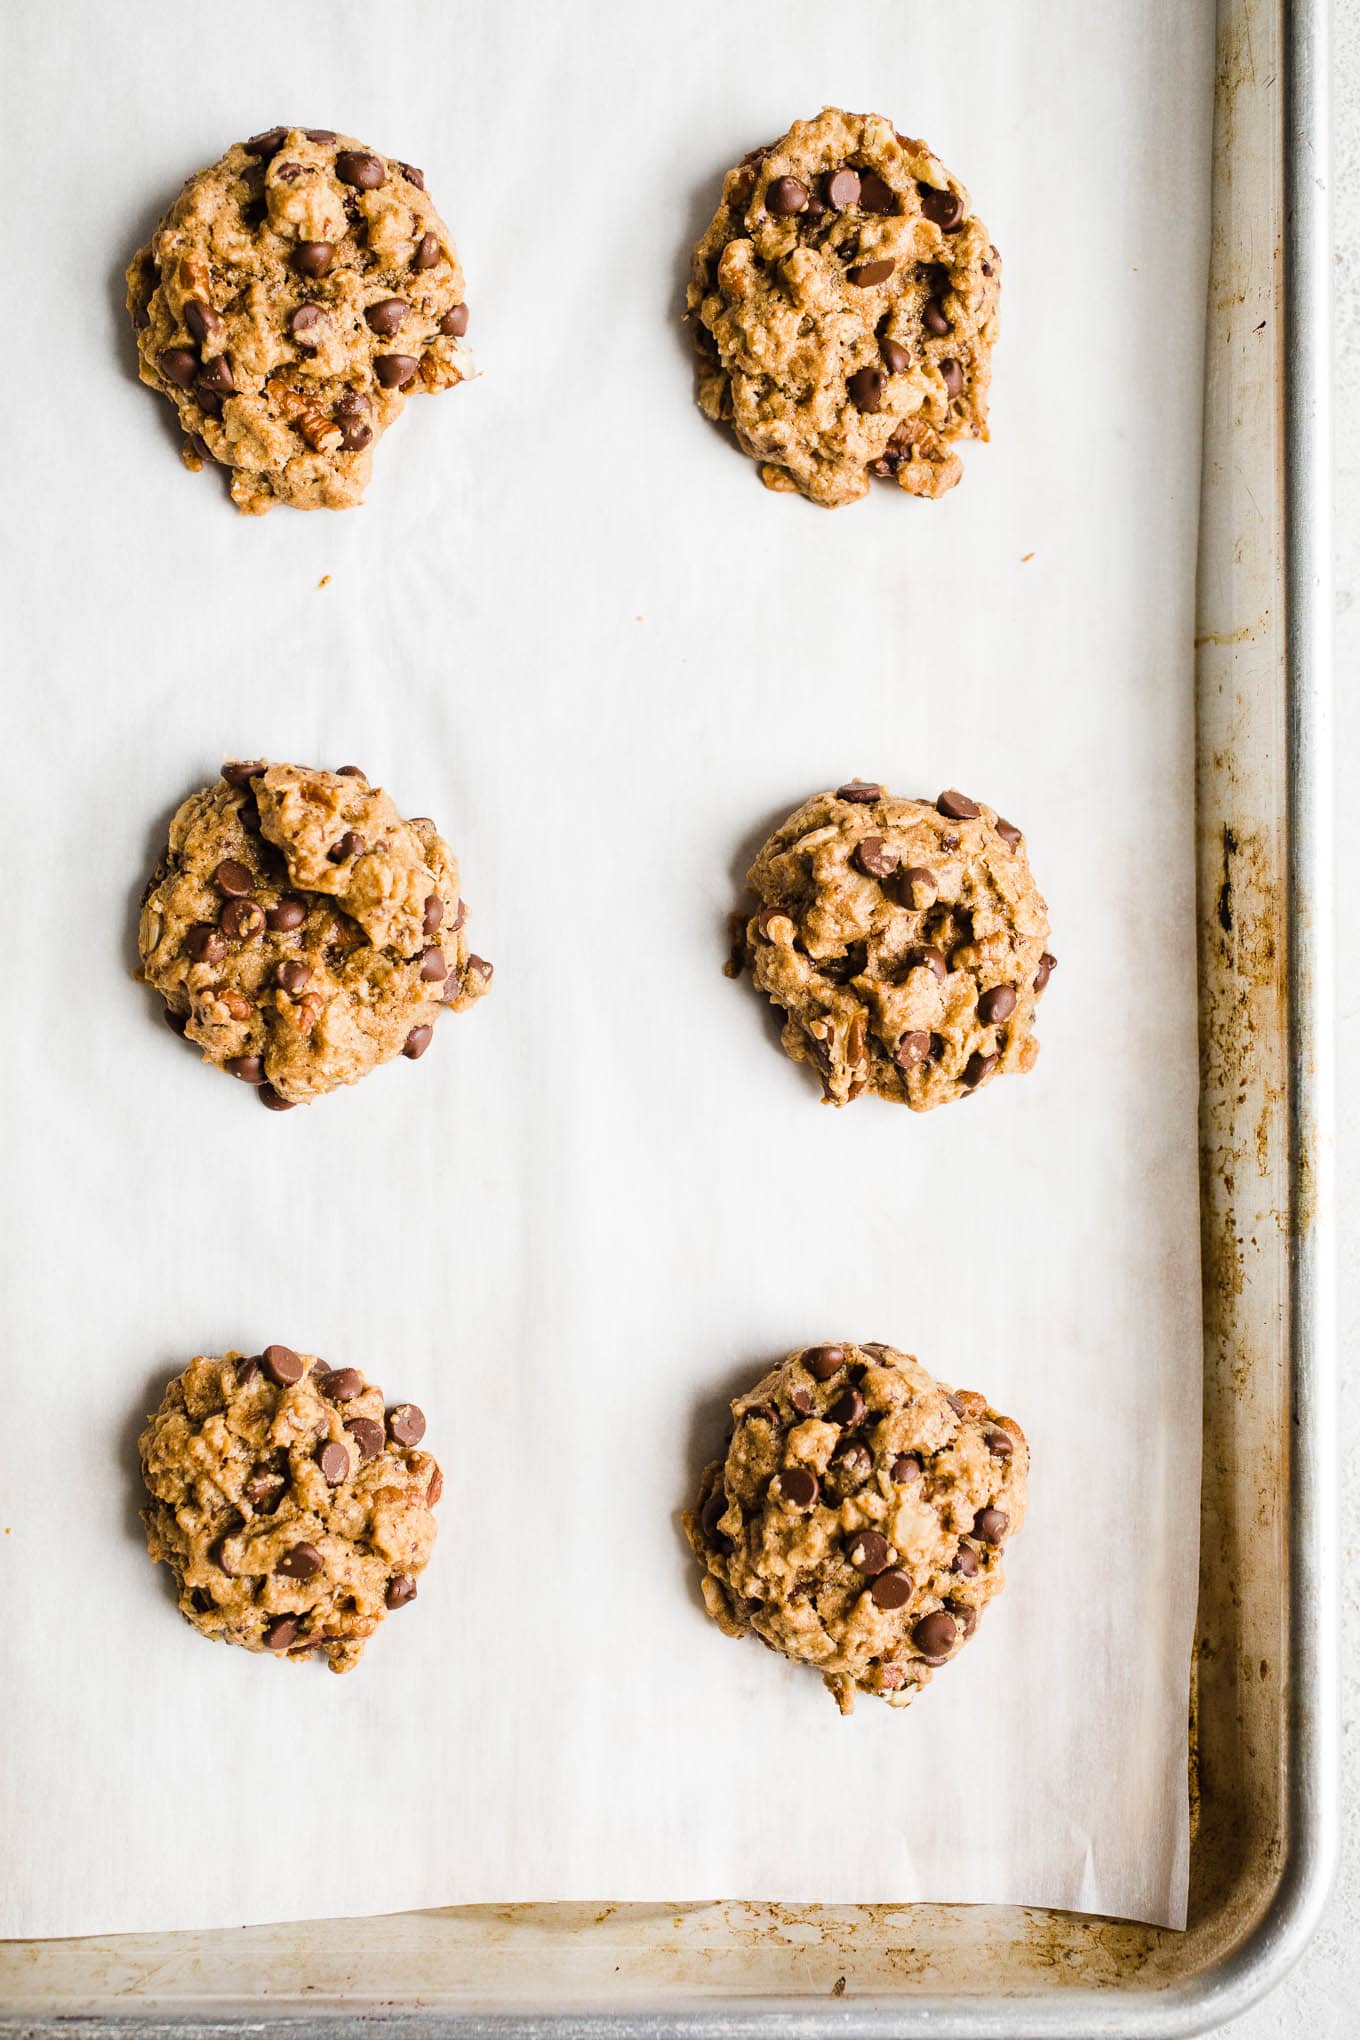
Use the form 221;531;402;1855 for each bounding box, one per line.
141;1348;440;1672
688;108;999;506
126;127;472;513
737;782;1052;1107
685;1342;1027;1712
139;761;491;1110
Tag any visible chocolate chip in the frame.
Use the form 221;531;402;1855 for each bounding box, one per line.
893;867;935;911
337;150;385;189
336;765;367;780
317;1440;350;1485
365;297;409;336
440;303;470;337
973;1507;1008;1544
277;1542;323;1582
237;1357;262;1386
826;166;862;208
413;233;440;270
946;1394;971;1418
386;1575;418;1609
267;896;306;932
188;432;213;461
214;859;253;897
323;831;362;866
184;301;225;351
388;1404;426;1448
221;898;264;941
847;366;884;412
223;759;266;789
962;1051;999;1089
837;780;883;803
289;305;324;347
197;354;236;395
275;959;311;995
995;817;1022;849
859;171;896;213
870;1568;913;1610
945;1597;978;1638
879;335;911;374
890;1452;922;1485
164;1006;190;1037
259;1084;296;1112
345;1416;384;1462
294;241;334;279
767;175;809;215
700;1490;728;1541
827;1387;866;1429
1034;952;1057;993
403;1025;433;1060
976;985;1017;1027
417;945;446;983
226;1053;265;1083
917;946;948;980
923;296;952;336
951;1543;980;1578
319;1368;362;1402
744;1402;780;1428
848;258;895;287
264;1615;300;1649
244;1467;282;1509
918;184;964;230
273;163;305;184
985;1429;1015;1458
835;1442;873;1483
854;836;899;880
779;1467;819;1510
245;128;288;158
262;1343;304;1386
375;353;421;389
940;358;963;399
894;1031;932;1069
937;789;980;820
913;1610;958;1661
420;892;444;937
395;158;424;186
805;1345;846;1381
789;1388;814;1416
339;415;373;452
848;1529;891;1574
185;924;226;964
158;347;198;390
306;128;338;143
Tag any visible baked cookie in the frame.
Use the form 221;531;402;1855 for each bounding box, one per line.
140;1348;441;1673
685;1341;1027;1713
126;126;472;513
139;760;491;1110
738;782;1053;1108
687;107;999;506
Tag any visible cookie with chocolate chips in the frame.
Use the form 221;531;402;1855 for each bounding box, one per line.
685;1341;1027;1712
738;782;1052;1108
126;127;473;513
687;107;999;506
139;761;491;1109
140;1348;442;1672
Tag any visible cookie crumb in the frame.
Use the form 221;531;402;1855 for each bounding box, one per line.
318;574;331;589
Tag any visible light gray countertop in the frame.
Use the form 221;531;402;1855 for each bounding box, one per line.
1209;9;1356;2035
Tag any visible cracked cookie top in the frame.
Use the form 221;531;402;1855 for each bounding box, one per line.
684;1341;1028;1713
138;760;491;1109
126;126;472;514
739;781;1053;1108
140;1348;441;1673
687;107;999;507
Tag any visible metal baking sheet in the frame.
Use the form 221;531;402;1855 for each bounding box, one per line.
0;0;1334;2030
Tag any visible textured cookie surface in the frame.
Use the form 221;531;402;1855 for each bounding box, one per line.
126;126;472;514
740;782;1053;1108
139;760;491;1109
685;1342;1027;1712
140;1348;441;1672
688;107;999;506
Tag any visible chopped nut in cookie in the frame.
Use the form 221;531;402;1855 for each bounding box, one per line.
140;1350;442;1672
125;128;473;513
138;761;491;1108
687;108;999;507
684;1341;1027;1712
739;782;1052;1108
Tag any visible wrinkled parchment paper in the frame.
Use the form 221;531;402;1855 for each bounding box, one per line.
0;0;1211;1938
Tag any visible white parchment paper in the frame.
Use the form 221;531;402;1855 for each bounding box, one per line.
0;0;1211;1938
